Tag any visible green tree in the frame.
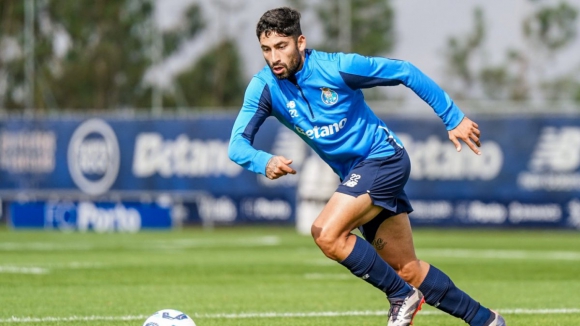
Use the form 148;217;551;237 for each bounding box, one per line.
442;7;486;100
541;72;580;103
0;0;153;111
156;0;246;110
0;0;207;112
0;0;31;110
292;0;395;55
443;1;579;104
524;1;579;103
146;3;206;111
444;7;532;101
160;5;204;58
524;1;578;51
478;50;529;101
163;39;245;108
46;0;155;110
290;0;396;101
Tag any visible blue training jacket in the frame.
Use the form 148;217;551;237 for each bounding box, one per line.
228;49;465;180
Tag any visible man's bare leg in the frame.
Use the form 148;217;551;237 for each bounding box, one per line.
310;192;424;326
372;213;505;326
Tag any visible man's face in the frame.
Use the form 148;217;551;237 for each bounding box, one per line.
259;32;306;80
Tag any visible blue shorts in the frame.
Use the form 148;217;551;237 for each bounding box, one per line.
336;147;413;243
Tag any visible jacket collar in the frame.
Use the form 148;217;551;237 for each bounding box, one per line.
294;49;313;83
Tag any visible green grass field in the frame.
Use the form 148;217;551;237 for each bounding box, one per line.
0;226;579;326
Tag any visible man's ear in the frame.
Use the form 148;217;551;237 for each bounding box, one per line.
297;35;307;52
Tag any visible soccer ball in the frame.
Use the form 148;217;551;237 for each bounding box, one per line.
142;309;196;326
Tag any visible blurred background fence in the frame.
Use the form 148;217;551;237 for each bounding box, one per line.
1;0;579;232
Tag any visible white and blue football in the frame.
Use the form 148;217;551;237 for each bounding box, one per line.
142;309;196;326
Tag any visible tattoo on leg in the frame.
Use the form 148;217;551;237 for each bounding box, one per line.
372;237;386;250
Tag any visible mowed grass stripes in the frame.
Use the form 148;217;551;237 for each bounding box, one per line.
0;227;579;326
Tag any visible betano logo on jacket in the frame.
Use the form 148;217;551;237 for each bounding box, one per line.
295;118;347;139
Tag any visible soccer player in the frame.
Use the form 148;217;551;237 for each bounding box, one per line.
228;7;506;326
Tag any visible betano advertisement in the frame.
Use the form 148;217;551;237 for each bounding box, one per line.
0;115;579;231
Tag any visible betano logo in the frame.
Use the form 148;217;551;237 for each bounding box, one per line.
397;133;503;181
295;118;347;140
132;133;242;178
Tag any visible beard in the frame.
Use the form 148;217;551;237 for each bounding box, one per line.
268;48;302;80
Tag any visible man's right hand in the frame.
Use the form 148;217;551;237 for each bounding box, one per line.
265;156;297;180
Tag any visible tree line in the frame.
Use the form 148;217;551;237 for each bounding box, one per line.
0;0;578;113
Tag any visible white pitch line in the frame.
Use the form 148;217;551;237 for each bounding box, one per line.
0;243;94;251
138;236;281;250
0;266;49;275
59;262;105;269
2;241;579;261
194;308;580;318
304;273;352;280
417;249;580;261
1;308;580;323
0;236;281;252
0;262;106;274
0;315;148;323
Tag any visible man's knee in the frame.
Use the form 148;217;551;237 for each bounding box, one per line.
311;224;344;261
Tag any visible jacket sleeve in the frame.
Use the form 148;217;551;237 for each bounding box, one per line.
228;76;274;175
337;53;464;130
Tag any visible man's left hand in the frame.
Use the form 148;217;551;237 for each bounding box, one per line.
448;116;481;155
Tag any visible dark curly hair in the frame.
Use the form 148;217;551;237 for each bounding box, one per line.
256;7;302;39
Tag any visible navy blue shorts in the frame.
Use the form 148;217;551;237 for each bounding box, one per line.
336;147;413;243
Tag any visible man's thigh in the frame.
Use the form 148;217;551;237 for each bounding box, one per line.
312;191;382;239
370;213;432;286
313;149;411;243
372;212;419;270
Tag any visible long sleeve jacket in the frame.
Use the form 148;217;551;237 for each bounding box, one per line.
229;49;464;180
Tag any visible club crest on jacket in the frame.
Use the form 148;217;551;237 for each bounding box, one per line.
320;87;338;105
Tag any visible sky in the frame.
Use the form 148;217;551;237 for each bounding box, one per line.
147;0;580;93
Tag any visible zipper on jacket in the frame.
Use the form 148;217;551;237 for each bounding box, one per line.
288;76;315;119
